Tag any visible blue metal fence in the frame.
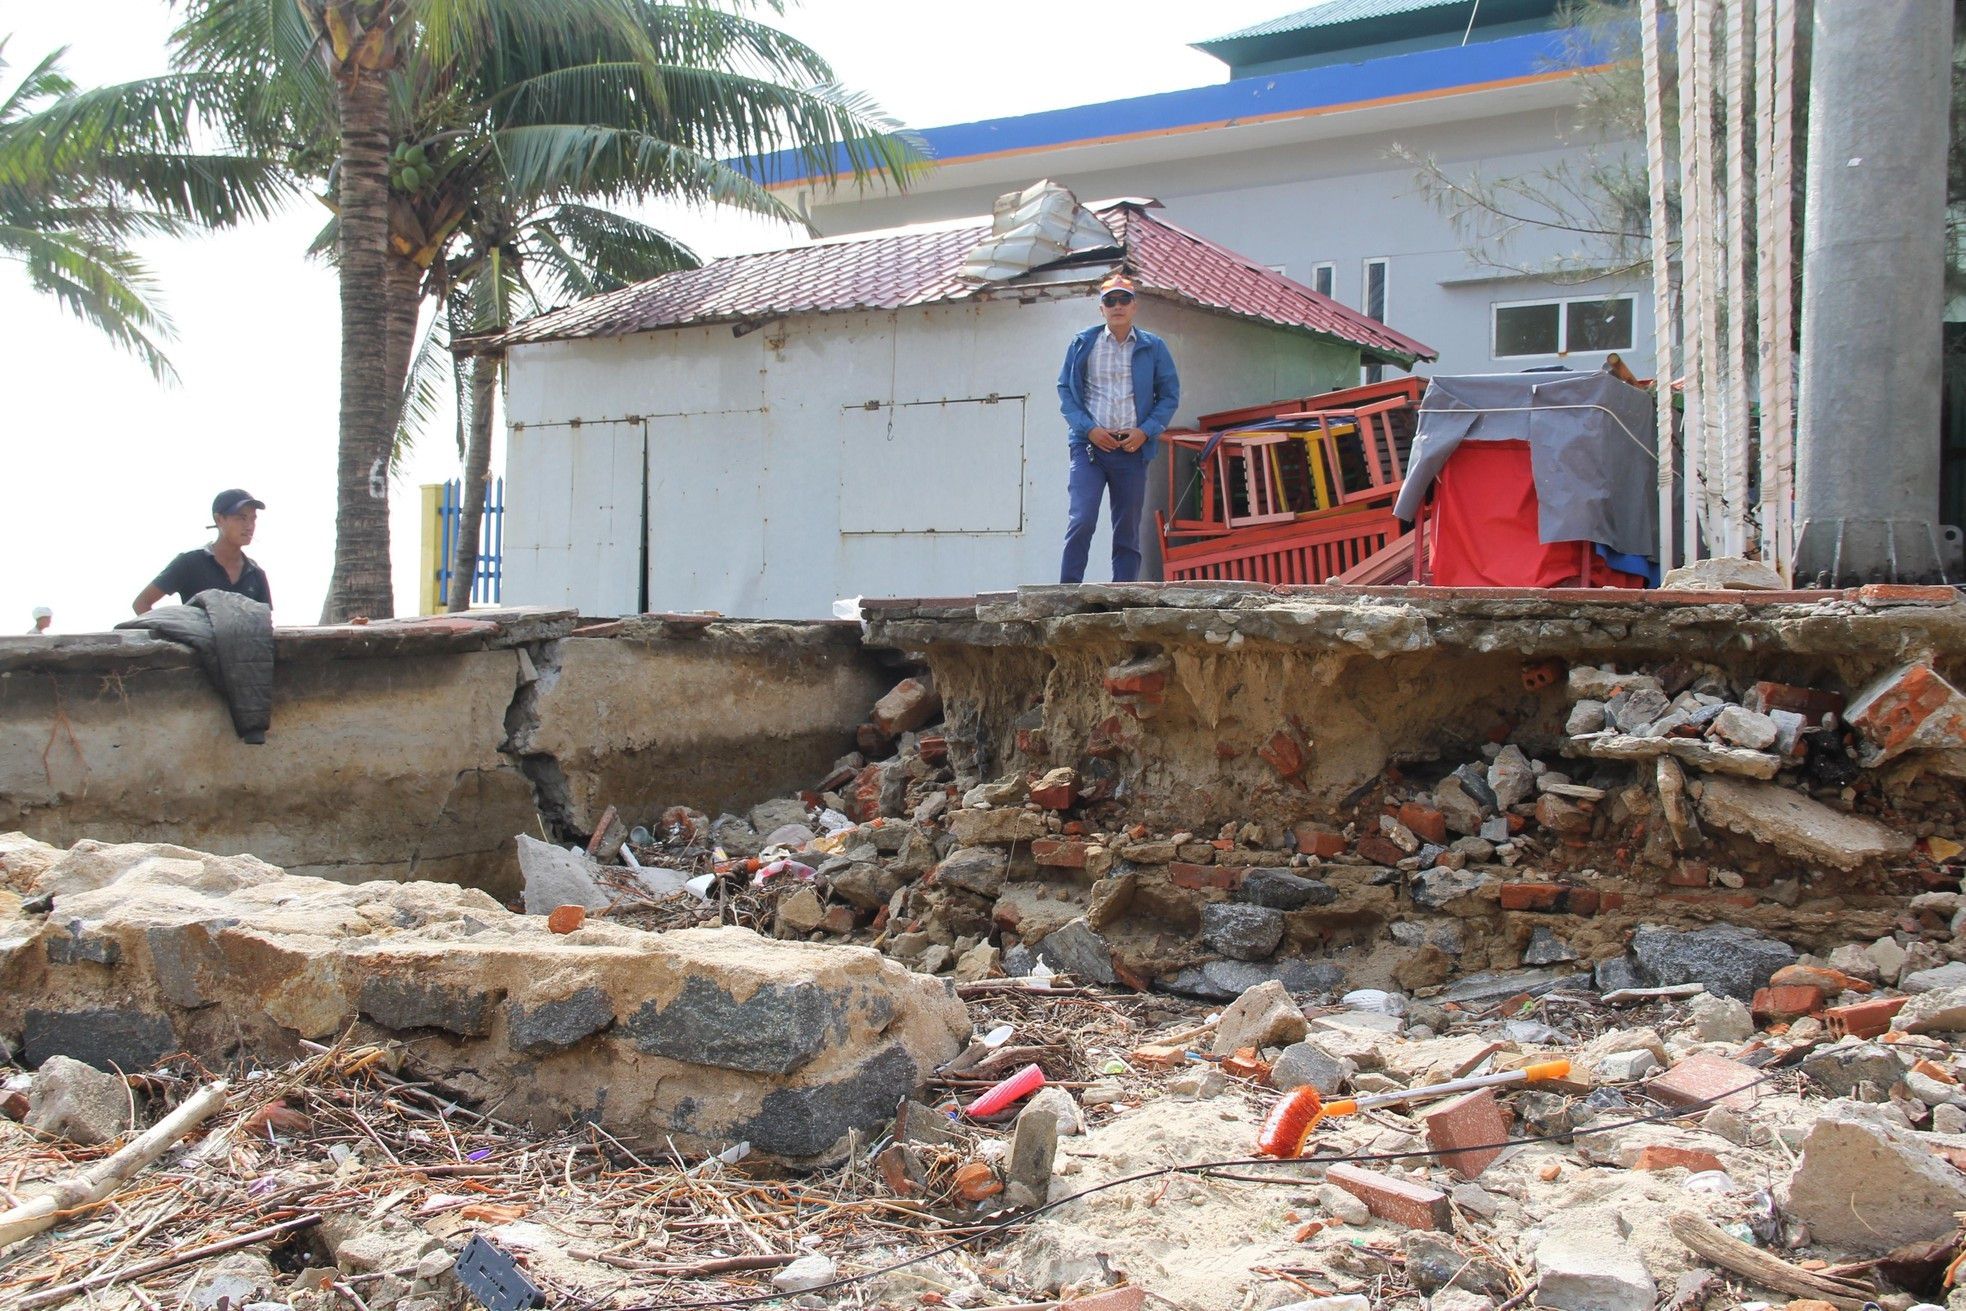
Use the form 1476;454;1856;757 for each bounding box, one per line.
437;476;504;606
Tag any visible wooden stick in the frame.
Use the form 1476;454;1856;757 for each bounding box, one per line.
0;1081;229;1250
568;1249;794;1276
1668;1212;1871;1310
19;1213;321;1308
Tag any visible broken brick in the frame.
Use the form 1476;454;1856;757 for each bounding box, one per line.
1498;883;1563;912
1355;836;1407;866
856;722;895;757
821;904;858;935
849;763;885;823
1744;681;1846;723
1399;803;1449;846
1291;822;1348;860
1104;656;1170;697
1220;1048;1271;1082
547;905;586;934
1259;729;1307;782
1822;995;1908;1039
1169;863;1242;892
1645;1052;1761;1112
1421;1088;1508;1178
1771;964;1872;995
1845;662;1966;764
916;734;948;765
1632;1145;1725;1174
1751;985;1824;1023
1028;769;1079;811
1664;860;1711;888
1032;839;1089;869
872;677;941;736
1085;716;1128;758
1324;1162;1453;1230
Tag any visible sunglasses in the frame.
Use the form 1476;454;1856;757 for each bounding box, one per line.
1101;292;1135;307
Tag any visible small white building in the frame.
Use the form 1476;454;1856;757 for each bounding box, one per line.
489;188;1434;619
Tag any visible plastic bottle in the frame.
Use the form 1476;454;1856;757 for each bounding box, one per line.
964;1063;1045;1117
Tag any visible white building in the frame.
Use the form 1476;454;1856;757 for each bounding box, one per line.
762;0;1650;380
489;191;1433;619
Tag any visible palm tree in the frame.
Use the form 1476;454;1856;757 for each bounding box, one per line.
170;0;921;622
0;39;288;381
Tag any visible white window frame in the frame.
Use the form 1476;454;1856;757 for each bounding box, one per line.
1266;262;1289;278
1310;262;1336;297
1361;259;1390;383
1491;293;1637;359
1361;257;1389;320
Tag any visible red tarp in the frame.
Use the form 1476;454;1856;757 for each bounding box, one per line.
1424;441;1647;589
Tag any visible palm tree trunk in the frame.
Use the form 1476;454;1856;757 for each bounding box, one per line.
321;66;396;623
383;254;422;444
448;353;499;612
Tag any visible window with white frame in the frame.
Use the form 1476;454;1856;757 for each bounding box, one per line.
1492;295;1635;358
1310;262;1336;297
1361;258;1389;383
1267;262;1288;278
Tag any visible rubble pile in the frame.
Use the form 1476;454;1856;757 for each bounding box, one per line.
575;660;1966;1008
4;929;1966;1311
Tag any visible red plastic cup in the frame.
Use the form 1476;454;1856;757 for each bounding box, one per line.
964;1063;1046;1118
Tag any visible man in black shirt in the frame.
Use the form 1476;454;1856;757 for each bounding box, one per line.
134;489;273;614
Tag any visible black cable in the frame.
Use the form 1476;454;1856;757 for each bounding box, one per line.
615;1064;1793;1310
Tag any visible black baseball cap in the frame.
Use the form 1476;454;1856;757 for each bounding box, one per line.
212;489;266;518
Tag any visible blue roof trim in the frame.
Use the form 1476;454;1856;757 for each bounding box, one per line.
744;28;1583;187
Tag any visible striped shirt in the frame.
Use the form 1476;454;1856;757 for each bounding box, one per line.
1084;327;1136;432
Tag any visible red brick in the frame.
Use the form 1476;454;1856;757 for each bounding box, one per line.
1169;862;1241;892
1108;668;1163;695
916;734;948;764
1355;836;1408;866
1399;803;1449;846
1750;984;1824;1023
1822;995;1907;1039
1743;681;1846;723
1633;1145;1725;1174
1260;729;1307;782
1015;727;1047;756
872;677;940;735
1085;716;1128;758
1029;781;1078;811
1292;823;1349;860
821;904;858;935
1057;1286;1147;1311
1324;1163;1453;1230
1499;883;1563;911
1645;1053;1761;1112
1771;964;1872;994
547;905;586;934
1846;662;1966;759
1032;839;1089;869
1855;583;1957;605
1664;861;1711;888
1421;1088;1507;1179
849;762;885;823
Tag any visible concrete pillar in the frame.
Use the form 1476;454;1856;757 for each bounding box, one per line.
1793;0;1954;584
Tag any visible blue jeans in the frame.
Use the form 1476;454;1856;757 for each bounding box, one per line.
1061;444;1149;584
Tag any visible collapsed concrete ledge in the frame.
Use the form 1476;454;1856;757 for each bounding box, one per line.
861;582;1966;827
0;609;891;899
0;838;969;1160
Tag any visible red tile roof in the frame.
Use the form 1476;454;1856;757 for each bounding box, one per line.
483;201;1436;364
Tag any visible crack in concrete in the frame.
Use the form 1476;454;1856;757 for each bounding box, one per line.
500;638;582;844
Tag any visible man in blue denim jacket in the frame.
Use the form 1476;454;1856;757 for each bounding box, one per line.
1056;273;1181;583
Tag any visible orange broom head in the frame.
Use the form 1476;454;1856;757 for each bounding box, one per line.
1256;1086;1324;1159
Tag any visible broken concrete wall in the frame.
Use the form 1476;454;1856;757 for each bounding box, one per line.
868;584;1966;830
0;839;969;1160
0;612;889;901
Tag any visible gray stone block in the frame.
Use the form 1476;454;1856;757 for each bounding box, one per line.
625;976;843;1074
507;986;614;1053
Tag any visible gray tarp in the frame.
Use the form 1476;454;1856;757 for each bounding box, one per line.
1391;370;1659;560
117;589;275;742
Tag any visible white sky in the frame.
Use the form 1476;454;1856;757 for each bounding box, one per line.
0;0;1298;631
